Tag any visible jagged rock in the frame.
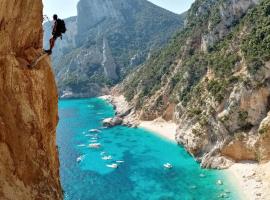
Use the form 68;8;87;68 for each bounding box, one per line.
0;0;62;199
257;112;270;162
103;117;123;127
201;155;234;169
118;107;133;118
221;140;256;161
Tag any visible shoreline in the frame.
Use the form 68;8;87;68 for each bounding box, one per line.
99;95;177;142
99;95;269;200
139;119;177;142
226;161;270;200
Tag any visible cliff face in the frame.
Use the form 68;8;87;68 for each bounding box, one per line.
121;0;270;168
43;0;185;98
187;0;260;51
0;1;62;199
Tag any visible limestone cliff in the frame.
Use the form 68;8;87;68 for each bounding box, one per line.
121;0;270;169
43;0;185;98
0;0;62;199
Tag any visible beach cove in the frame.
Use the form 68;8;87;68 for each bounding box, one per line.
104;95;270;200
56;98;241;199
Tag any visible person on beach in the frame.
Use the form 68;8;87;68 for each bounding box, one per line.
45;14;66;55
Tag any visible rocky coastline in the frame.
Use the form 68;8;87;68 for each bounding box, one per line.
100;95;138;128
100;94;270;200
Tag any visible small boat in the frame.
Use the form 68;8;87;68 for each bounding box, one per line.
100;151;106;155
76;155;85;163
163;163;173;169
77;144;86;147
89;129;101;133
217;180;223;185
116;160;124;163
199;173;206;178
189;185;197;189
89;143;101;149
102;155;112;160
106;163;118;169
90;140;98;143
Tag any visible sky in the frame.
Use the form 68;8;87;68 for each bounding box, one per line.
43;0;194;19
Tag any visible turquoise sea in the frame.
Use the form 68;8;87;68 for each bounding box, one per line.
57;98;239;200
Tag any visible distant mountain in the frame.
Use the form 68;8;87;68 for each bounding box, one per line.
43;0;185;98
121;0;270;168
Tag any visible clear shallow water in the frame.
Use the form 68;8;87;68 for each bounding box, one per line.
57;98;239;200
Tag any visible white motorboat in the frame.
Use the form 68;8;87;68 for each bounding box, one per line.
217;180;223;185
89;143;101;149
76;155;85;163
102;155;112;160
89;129;101;133
106;163;118;169
163;163;173;169
199;173;206;178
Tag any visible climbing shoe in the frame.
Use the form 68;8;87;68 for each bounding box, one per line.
44;49;52;55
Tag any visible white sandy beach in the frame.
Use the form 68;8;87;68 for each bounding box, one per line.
139;119;177;142
227;161;270;200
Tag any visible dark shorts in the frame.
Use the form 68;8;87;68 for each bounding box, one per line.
53;32;61;40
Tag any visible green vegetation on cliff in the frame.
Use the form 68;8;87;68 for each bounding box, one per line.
124;0;270;107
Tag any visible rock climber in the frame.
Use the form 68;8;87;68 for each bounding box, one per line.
45;14;66;55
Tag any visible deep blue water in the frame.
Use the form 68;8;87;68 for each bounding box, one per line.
57;98;239;200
